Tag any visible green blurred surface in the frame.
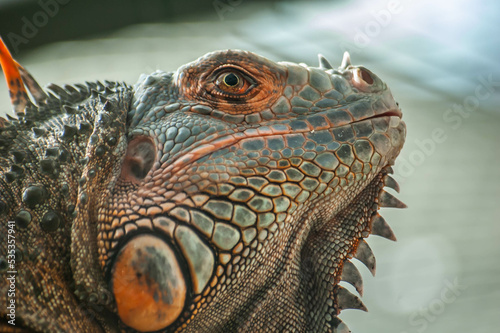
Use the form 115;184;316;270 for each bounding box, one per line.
1;1;499;332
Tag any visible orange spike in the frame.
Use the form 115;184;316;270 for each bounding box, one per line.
0;37;28;114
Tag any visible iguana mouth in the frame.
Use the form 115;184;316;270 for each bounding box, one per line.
164;110;405;177
362;108;402;121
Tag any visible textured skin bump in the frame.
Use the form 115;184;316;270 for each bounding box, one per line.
174;225;215;294
112;234;186;332
0;41;406;333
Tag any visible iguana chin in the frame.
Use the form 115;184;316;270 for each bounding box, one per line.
0;36;406;333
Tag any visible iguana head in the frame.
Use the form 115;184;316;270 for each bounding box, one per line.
0;38;406;332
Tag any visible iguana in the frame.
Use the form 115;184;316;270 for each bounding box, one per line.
0;37;406;333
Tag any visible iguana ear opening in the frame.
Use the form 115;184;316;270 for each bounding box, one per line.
121;136;156;183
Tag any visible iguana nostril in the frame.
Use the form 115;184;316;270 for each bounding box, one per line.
112;234;186;332
352;67;375;90
121;137;156;182
360;68;374;85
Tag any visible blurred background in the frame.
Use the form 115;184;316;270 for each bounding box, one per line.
0;0;499;332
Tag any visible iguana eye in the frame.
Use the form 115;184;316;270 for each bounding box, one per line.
180;51;286;114
211;68;255;98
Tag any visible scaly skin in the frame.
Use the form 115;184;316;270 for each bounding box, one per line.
0;38;406;333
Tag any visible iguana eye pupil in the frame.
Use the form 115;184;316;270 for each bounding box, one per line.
223;73;239;87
